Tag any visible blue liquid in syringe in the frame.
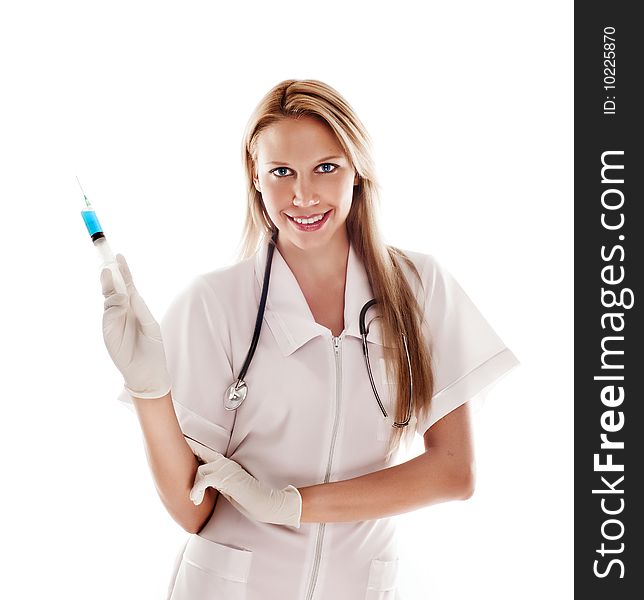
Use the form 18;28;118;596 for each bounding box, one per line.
78;177;127;295
81;207;104;239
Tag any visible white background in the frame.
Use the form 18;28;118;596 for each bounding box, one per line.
0;1;572;598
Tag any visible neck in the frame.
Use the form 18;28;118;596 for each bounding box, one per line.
276;228;350;285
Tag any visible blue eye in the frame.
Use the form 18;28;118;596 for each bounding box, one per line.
317;163;337;173
271;167;292;178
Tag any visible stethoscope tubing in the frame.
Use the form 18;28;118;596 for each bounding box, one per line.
225;230;414;428
236;229;278;384
223;229;278;411
360;299;414;428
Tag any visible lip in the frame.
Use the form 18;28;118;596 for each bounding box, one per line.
286;209;332;231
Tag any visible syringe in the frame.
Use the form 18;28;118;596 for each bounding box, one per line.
78;177;128;296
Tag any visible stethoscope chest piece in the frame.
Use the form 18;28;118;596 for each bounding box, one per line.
224;380;248;411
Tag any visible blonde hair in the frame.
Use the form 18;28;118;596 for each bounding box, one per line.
238;79;434;455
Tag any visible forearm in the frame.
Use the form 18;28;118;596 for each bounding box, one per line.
131;390;217;533
298;448;475;523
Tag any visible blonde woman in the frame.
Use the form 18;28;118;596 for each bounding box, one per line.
101;79;519;599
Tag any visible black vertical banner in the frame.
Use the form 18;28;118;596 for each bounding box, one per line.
575;2;643;597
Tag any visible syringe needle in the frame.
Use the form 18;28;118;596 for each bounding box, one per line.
76;175;91;207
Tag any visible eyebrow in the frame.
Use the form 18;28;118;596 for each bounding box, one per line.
265;155;345;166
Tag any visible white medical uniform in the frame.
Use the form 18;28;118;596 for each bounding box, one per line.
119;234;518;600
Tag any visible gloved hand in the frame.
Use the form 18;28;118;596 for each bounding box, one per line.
100;254;172;400
189;451;302;529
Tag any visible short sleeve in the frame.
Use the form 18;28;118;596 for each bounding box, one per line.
415;255;519;435
117;276;236;456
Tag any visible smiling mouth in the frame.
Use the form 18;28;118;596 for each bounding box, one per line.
286;210;331;225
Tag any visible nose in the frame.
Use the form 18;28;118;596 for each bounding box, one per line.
292;177;319;208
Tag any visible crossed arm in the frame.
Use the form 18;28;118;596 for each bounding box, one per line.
133;392;474;532
298;401;475;523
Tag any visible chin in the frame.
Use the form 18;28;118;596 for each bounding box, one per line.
284;234;332;252
278;227;338;251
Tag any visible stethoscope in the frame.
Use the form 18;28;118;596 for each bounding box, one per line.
223;229;414;428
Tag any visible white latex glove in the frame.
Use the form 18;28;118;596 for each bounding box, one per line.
189;451;302;529
100;254;172;400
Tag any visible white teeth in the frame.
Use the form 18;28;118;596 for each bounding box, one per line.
293;213;324;224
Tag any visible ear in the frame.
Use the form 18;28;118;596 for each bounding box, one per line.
251;163;261;192
353;172;360;186
253;169;262;193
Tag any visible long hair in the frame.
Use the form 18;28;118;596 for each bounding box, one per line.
238;79;434;455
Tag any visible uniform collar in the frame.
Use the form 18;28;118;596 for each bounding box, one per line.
253;233;384;356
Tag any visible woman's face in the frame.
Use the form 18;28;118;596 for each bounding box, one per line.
253;116;358;254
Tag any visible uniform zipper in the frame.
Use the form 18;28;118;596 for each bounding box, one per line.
304;334;343;600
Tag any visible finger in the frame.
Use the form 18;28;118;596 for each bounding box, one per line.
130;288;156;326
101;268;129;307
130;289;162;339
116;256;149;319
103;301;137;360
190;485;206;506
101;268;128;304
100;267;115;297
115;254;134;288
